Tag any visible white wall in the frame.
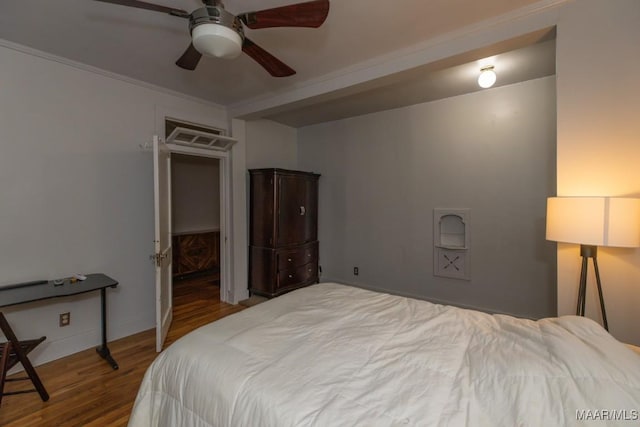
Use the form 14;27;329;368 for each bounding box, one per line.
172;154;220;234
556;0;640;345
0;43;228;366
230;118;298;302
298;76;557;319
245;119;298;170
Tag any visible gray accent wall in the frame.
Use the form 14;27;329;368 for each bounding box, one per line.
298;76;557;319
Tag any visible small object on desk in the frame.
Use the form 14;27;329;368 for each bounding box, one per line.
73;274;87;281
53;279;64;286
70;277;78;284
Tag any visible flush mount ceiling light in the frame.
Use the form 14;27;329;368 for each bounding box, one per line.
190;5;243;59
192;23;243;59
478;65;497;89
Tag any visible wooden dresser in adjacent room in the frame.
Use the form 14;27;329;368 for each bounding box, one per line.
249;168;320;297
172;230;220;278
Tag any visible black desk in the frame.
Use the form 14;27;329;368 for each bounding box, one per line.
0;274;119;404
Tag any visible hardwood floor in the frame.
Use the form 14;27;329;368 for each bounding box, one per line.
0;275;245;426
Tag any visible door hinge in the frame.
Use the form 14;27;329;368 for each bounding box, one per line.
149;252;168;267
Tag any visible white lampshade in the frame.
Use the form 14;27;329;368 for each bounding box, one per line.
546;197;640;247
192;23;242;59
477;67;496;88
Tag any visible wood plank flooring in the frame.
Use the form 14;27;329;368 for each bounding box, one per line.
0;275;245;426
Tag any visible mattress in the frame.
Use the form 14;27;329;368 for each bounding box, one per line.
128;283;640;426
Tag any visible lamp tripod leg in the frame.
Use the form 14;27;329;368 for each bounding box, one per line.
576;256;588;317
592;257;608;331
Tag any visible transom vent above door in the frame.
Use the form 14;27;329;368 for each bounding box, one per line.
165;118;236;151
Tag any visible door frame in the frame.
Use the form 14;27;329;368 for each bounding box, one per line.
154;107;235;306
164;143;233;304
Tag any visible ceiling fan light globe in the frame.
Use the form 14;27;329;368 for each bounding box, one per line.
192;23;242;59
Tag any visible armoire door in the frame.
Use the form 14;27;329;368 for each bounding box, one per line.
276;174;317;246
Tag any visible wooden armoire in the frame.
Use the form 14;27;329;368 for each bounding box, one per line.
249;168;320;297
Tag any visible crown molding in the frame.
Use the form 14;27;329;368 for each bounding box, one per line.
0;38;227;112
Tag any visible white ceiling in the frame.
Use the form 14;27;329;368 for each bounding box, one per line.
0;0;556;126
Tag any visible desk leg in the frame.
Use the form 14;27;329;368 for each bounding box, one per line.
96;288;119;370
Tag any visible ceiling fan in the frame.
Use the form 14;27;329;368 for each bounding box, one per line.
94;0;330;77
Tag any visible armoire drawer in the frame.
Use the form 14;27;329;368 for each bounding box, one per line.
277;243;318;270
278;262;318;289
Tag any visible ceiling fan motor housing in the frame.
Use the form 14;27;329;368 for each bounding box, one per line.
189;6;244;59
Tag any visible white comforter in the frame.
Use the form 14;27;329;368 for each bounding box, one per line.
129;283;640;427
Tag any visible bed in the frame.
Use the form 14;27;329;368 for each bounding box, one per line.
128;282;640;426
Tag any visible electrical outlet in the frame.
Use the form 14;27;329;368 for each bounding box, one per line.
353;267;359;276
59;312;70;327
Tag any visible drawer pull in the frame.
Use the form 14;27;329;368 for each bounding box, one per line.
288;274;293;278
299;206;306;216
288;258;292;262
308;268;312;272
307;253;311;257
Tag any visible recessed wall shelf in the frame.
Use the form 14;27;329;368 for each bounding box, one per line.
434;208;470;280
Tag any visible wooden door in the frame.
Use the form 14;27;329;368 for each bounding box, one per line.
153;136;173;352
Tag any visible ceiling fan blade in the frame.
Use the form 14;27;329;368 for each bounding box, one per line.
242;38;295;77
176;43;202;70
94;0;190;18
239;0;329;29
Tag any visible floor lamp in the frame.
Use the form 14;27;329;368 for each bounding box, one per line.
546;197;640;331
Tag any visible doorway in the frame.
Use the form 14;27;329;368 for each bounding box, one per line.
171;154;222;305
153;114;236;352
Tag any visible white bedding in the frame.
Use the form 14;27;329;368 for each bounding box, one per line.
129;283;640;427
